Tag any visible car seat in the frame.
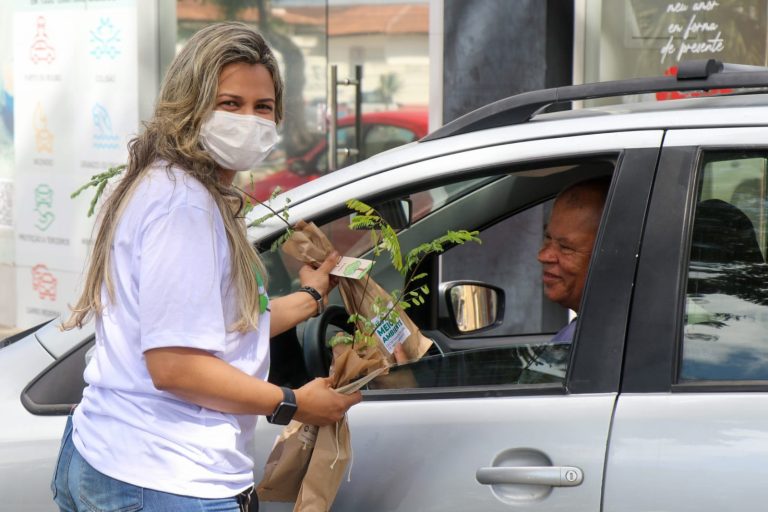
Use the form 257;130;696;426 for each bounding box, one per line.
690;198;764;264
688;198;764;298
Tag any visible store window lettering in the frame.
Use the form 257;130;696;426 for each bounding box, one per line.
29;16;55;65
90;17;121;60
33;103;54;154
33;158;53;167
19;233;69;245
34;184;55;232
92;104;119;150
31;264;57;301
660;2;725;64
666;1;720;12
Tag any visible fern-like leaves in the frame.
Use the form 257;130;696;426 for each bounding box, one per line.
336;198;482;349
71;164;126;217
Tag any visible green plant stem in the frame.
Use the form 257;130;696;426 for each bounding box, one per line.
233;184;293;230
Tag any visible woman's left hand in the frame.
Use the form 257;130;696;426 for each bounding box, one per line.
299;251;340;299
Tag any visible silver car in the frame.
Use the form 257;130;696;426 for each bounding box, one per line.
6;60;768;511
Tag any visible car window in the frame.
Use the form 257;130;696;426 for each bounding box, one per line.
262;158;616;391
440;199;564;337
682;152;768;381
260;177;494;297
369;343;569;390
362;125;417;159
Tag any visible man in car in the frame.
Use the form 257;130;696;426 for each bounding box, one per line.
538;177;610;342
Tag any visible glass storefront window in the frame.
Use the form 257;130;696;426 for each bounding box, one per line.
582;0;768;103
176;0;429;200
0;1;430;334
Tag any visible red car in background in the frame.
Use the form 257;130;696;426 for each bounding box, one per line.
244;108;428;201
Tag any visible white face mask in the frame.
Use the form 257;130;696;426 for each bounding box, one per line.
199;110;278;172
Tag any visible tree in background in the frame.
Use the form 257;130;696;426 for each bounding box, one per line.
376;72;401;106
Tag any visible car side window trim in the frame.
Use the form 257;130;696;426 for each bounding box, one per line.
569;147;662;394
361;382;565;402
622;145;700;394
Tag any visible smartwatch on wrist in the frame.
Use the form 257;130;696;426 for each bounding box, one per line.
267;386;298;425
298;286;324;317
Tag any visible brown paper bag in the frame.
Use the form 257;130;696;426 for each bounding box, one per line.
292;417;350;512
282;221;433;363
288;344;385;511
256;420;319;502
259;220;433;508
257;344;384;504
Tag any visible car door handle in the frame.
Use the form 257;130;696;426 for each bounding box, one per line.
476;466;583;487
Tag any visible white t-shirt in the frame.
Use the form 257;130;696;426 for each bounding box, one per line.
72;162;271;498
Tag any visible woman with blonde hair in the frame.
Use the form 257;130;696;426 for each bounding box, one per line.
51;22;360;512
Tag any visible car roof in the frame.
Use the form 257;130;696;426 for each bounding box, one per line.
272;93;768;204
247;61;768;231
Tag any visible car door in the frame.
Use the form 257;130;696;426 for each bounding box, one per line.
604;127;768;511
252;131;663;511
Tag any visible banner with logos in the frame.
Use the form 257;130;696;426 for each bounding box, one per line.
13;0;137;327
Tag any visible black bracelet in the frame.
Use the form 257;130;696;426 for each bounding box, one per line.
297;286;324;317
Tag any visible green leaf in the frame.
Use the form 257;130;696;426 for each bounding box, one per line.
270;230;293;252
247;212;276;228
349;215;378;230
404;230;481;272
328;333;354;347
72;164;127;216
381;224;403;273
346;199;374;215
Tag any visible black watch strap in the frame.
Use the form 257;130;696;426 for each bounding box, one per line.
267;387;298;425
298;286;324;317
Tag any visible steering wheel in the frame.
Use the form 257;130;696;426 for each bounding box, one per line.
301;305;354;377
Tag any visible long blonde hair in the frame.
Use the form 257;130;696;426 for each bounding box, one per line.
63;22;283;332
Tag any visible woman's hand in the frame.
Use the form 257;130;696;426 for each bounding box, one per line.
269;251;341;336
293;377;362;425
299;251;340;299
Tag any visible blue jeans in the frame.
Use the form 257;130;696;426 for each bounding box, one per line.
51;416;257;511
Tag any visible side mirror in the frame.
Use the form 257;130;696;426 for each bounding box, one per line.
443;281;504;334
374;198;412;230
